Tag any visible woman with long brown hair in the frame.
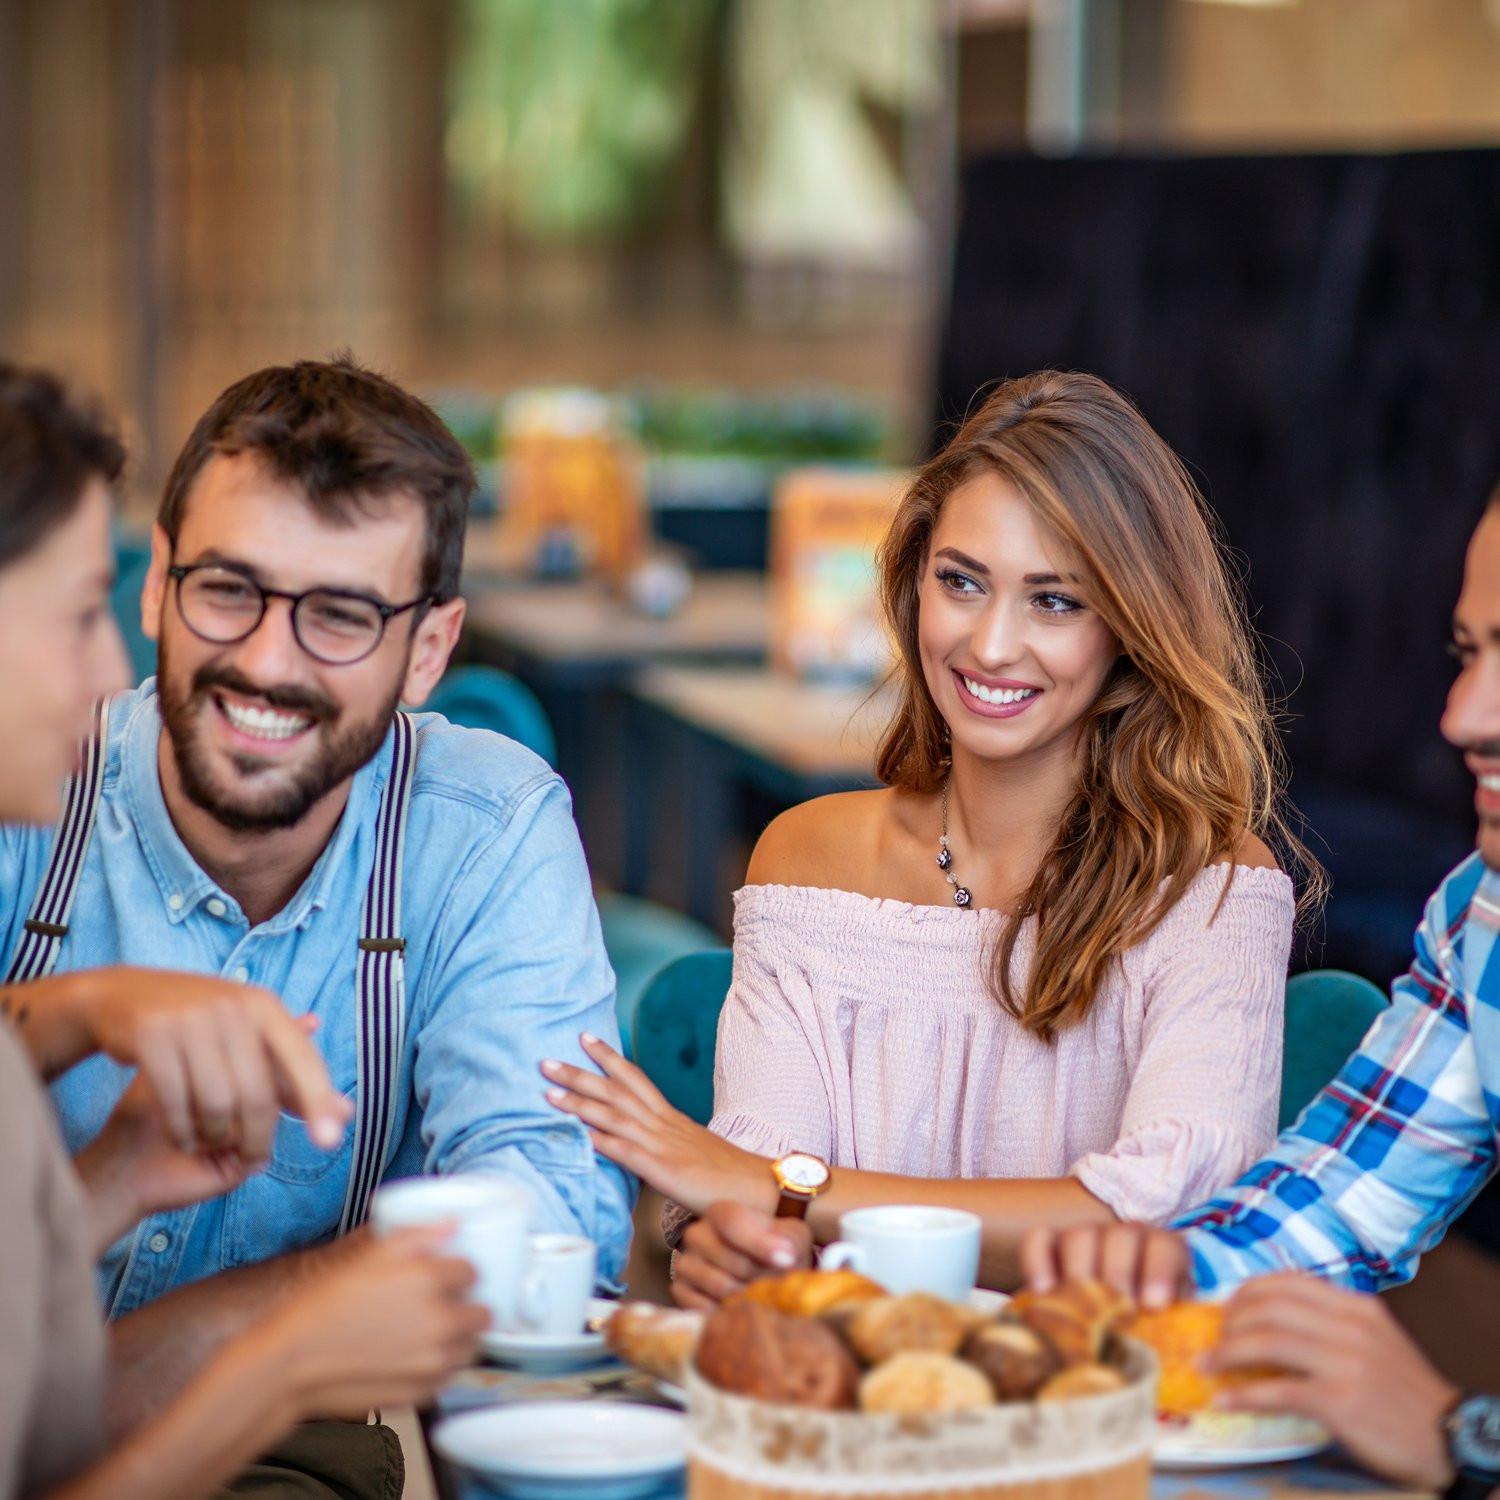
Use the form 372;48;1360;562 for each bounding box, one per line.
543;370;1318;1297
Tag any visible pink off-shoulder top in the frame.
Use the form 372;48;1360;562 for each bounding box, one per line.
705;865;1294;1223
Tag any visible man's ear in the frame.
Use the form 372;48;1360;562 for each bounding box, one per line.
400;597;466;708
141;524;172;644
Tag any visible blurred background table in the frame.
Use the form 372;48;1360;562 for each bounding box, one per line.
626;665;891;928
459;572;771;890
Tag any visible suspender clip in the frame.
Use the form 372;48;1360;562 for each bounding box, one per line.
357;936;406;954
23;918;69;939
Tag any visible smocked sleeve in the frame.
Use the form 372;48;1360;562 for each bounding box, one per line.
1069;867;1293;1223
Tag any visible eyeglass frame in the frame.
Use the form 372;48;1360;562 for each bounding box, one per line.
166;561;435;666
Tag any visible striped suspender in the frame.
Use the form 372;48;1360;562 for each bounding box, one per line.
338;710;417;1235
3;700;418;1239
5;698;111;984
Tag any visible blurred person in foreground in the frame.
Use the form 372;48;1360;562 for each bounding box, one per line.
1;356;633;1498
541;371;1323;1285
0;362;488;1500
1021;486;1500;1496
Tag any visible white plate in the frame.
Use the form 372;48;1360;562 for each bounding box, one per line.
1153;1414;1330;1470
653;1379;687;1407
479;1297;616;1374
968;1287;1009;1316
434;1401;686;1500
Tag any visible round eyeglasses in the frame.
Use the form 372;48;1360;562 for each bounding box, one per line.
168;563;433;666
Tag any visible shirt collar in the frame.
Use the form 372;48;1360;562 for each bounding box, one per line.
119;682;392;931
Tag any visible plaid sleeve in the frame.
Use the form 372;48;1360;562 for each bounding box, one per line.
1175;861;1498;1294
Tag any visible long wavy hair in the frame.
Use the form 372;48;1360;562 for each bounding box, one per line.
876;371;1321;1040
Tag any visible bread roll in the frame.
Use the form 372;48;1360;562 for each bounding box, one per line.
858;1352;996;1415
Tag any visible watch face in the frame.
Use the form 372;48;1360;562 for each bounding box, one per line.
777;1152;830;1193
1453;1395;1500;1469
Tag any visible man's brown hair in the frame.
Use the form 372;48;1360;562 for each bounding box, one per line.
158;356;475;601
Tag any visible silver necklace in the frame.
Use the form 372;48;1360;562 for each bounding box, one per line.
937;778;973;908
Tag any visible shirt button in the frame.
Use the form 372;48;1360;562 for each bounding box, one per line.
232;967;250;984
206;898;228;918
147;1231;170;1254
167;893;184;912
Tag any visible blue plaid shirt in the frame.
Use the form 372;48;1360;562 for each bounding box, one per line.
1178;851;1500;1294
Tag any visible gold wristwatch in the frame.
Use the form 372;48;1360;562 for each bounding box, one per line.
771;1152;831;1220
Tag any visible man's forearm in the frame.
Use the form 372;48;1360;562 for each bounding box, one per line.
106;1229;369;1434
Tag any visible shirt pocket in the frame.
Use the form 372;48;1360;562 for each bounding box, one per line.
221;1084;358;1270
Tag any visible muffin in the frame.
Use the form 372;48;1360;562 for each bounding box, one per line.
858;1352;997;1415
696;1299;861;1410
961;1321;1061;1402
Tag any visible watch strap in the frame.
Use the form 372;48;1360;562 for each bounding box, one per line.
775;1189;812;1221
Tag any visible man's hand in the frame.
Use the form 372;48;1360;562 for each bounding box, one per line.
1212;1274;1457;1490
672;1201;813;1310
74;1075;261;1253
1019;1221;1194;1307
76;967;349;1156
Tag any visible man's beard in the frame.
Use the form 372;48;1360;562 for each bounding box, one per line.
157;639;403;834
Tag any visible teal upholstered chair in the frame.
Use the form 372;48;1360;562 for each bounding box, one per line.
629;948;732;1125
111;534;157;685
422;663;718;1047
423;664;557;768
1279;968;1389;1130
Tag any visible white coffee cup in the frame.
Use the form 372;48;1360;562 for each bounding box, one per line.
370;1174;534;1325
514;1232;598;1336
820;1205;981;1301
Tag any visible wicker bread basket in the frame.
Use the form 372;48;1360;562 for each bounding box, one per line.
685;1341;1157;1500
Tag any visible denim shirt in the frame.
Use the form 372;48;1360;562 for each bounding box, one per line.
0;681;635;1315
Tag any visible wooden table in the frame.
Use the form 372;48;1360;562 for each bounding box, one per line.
625;665;893;928
431;1365;1421;1500
461;572;770;681
458;573;771;890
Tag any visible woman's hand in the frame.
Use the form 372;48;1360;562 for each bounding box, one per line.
261;1227;491;1417
74;1075;261;1253
673;1201;813;1310
541;1033;774;1216
77;968;350;1157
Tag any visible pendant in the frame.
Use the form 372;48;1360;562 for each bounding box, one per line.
953;886;973;908
936;846;952;871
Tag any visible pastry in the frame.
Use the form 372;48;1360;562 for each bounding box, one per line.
961;1320;1061;1401
858;1352;996;1415
605;1302;704;1382
732;1267;887;1317
1011;1280;1132;1367
845;1293;976;1365
1037;1363;1127;1401
696;1300;861;1410
1125;1299;1284;1419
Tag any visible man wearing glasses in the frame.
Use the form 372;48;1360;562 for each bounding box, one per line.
0;357;633;1496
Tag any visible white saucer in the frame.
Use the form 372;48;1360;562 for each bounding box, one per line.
479;1297;616;1374
1153;1414;1329;1470
434;1401;686;1500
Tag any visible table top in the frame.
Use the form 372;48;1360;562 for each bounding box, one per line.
462;572;770;668
632;664;895;781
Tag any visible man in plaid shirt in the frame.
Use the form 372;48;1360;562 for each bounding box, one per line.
1025;493;1500;1495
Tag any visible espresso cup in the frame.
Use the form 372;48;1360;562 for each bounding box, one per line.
370;1173;534;1325
819;1205;981;1301
513;1232;598;1336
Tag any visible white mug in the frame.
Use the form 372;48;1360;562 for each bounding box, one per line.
370;1173;534;1325
514;1232;598;1336
820;1205;981;1301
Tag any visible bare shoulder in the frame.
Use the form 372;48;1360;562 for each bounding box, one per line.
745;790;892;889
1222;832;1280;871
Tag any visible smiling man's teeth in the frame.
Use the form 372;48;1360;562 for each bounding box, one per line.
220;699;311;741
1481;775;1500;792
962;675;1038;706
